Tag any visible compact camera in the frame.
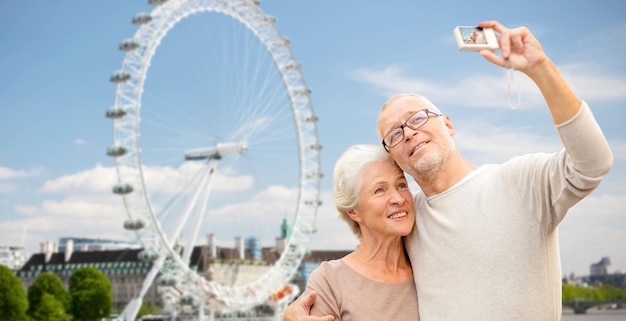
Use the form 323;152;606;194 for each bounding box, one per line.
453;26;499;52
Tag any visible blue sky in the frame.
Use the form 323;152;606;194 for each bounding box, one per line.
0;0;624;277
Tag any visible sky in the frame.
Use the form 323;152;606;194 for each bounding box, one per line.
0;0;624;277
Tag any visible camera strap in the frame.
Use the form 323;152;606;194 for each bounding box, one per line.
507;68;521;109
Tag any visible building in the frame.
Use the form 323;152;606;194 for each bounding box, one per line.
590;256;612;276
18;234;350;316
57;237;139;252
291;249;352;293
584;256;626;288
0;245;29;271
18;242;161;312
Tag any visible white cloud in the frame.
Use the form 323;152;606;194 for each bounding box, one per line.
558;193;626;275
454;119;562;164
607;138;626;162
4;195;132;253
350;64;546;109
304;189;359;251
560;63;626;102
2;162;327;257
0;166;43;180
74;138;86;145
350;62;626;110
142;162;254;194
0;183;16;193
39;164;116;194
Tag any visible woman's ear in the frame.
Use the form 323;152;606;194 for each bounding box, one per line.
347;209;361;222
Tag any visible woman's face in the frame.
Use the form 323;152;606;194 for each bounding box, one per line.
349;159;415;239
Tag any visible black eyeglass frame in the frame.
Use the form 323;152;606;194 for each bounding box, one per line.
381;109;443;152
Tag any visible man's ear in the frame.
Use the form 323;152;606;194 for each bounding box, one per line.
444;116;455;137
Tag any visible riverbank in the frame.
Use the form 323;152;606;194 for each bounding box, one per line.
562;307;626;320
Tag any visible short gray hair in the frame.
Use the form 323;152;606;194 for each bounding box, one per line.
333;144;394;239
377;93;443;140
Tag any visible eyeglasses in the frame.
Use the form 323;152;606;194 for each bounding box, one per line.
382;109;443;151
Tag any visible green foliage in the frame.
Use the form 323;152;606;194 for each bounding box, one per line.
136;304;161;319
31;293;68;321
0;264;28;321
27;272;70;319
69;267;112;321
563;283;626;302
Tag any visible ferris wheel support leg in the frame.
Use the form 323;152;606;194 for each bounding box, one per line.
119;256;165;321
198;299;206;321
182;159;218;264
208;305;215;321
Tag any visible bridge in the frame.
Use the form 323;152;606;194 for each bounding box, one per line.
562;299;623;314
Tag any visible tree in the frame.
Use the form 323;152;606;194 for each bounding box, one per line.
31;293;68;321
69;267;112;321
0;264;28;321
563;283;626;302
136;304;161;319
27;272;70;319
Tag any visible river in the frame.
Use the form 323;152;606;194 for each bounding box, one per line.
562;308;626;320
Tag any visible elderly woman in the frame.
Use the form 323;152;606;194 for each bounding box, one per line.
300;144;419;321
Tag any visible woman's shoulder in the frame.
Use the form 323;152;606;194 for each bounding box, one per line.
311;259;359;280
307;259;351;288
316;259;348;273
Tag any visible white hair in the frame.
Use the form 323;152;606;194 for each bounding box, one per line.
333;144;394;239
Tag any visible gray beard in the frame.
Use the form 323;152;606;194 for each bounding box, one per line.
410;154;442;182
407;137;456;184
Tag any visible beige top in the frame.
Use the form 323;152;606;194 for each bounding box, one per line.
306;259;419;321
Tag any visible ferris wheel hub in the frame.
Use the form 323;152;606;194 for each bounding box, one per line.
184;141;247;160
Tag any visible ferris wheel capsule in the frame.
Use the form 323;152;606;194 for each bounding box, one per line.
309;143;323;151
123;218;146;231
105;106;127;119
282;61;301;70
106;145;127;157
156;274;177;286
245;0;261;6
131;13;152;25
303;114;319;123
119;39;140;51
261;16;276;25
292;87;312;96
180;295;195;305
110;71;131;83
138;249;160;262
112;184;133;195
149;0;169;6
269;38;290;47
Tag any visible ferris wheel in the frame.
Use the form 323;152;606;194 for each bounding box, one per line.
106;0;322;316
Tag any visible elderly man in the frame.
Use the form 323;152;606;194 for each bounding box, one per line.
285;20;612;321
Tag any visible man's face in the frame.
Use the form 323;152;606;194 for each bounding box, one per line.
378;95;455;178
470;30;479;42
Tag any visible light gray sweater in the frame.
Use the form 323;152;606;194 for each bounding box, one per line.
405;101;613;321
